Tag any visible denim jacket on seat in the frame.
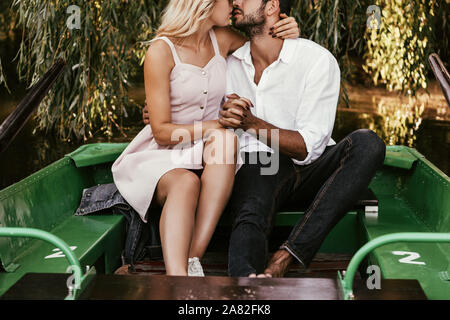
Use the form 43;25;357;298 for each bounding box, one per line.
75;183;162;271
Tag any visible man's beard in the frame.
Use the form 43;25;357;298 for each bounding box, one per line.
233;5;266;38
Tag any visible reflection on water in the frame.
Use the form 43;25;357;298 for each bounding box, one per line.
0;88;449;190
334;94;449;175
376;98;425;147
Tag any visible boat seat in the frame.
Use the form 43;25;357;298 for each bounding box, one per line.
0;214;124;296
0;156;126;297
360;194;450;300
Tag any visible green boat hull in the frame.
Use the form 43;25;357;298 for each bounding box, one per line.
0;144;448;299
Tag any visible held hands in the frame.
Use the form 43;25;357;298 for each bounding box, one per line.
271;13;300;39
219;94;257;130
143;94;259;131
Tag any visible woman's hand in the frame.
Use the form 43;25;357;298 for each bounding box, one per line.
270;13;300;39
143;100;150;125
204;119;223;131
219;94;257;130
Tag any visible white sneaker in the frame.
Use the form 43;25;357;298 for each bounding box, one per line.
188;257;205;277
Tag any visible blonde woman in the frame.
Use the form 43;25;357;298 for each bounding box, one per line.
112;0;299;276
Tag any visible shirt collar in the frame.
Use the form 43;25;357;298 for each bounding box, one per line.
231;39;297;65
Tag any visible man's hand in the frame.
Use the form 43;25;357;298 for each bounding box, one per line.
143;100;150;125
219;94;258;130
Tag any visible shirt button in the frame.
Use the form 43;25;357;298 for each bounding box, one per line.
200;105;204;109
202;71;207;76
203;90;208;94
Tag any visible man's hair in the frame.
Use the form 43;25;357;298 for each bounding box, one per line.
262;0;294;15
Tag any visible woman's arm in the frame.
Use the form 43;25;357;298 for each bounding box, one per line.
144;41;221;146
215;14;300;56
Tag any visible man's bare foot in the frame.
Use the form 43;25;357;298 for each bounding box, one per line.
263;249;293;278
114;264;132;275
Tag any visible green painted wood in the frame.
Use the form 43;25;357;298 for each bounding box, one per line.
383;146;418;169
0;153;125;297
360;195;450;300
0;157;90;269
340;232;450;300
274;211;360;254
0;215;124;297
66;143;128;168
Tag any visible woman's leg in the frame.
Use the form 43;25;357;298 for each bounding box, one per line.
189;129;238;259
154;169;201;276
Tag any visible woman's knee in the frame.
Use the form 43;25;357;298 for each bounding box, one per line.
172;169;201;192
157;169;201;203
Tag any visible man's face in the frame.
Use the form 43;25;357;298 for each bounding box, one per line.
232;0;267;34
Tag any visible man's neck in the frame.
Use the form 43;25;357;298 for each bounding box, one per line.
249;22;284;67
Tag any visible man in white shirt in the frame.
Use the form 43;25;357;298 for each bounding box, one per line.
219;0;386;277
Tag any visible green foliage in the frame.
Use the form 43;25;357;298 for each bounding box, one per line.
363;0;435;95
290;0;374;106
12;0;164;141
0;0;446;141
292;0;370;74
0;0;15;39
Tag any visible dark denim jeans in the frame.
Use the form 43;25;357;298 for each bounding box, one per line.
227;129;386;276
75;183;162;271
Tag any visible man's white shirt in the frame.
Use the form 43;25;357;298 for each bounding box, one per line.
225;38;341;166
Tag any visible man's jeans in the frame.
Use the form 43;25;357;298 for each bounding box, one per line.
227;129;386;276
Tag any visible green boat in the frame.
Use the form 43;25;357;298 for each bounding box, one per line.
0;55;449;300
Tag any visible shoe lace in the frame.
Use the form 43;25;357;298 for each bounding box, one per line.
188;257;203;274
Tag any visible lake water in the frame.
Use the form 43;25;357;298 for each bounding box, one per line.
1;81;448;191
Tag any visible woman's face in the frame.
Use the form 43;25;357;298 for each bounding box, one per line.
209;0;233;27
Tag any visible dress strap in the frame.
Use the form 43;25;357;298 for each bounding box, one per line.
149;37;181;65
209;29;221;57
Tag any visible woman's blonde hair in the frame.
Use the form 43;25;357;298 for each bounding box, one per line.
156;0;217;38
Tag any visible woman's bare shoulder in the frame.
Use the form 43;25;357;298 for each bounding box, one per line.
145;39;175;72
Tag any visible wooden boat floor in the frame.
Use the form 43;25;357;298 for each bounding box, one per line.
1;272;426;300
115;252;355;278
1;253;427;300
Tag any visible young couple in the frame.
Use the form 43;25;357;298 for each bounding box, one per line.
112;0;386;278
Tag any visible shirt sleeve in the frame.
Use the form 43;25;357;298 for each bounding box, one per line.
225;58;235;96
294;52;341;165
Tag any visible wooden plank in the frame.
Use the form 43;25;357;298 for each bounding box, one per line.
114;253;355;278
1;273;426;300
83;274;340;300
